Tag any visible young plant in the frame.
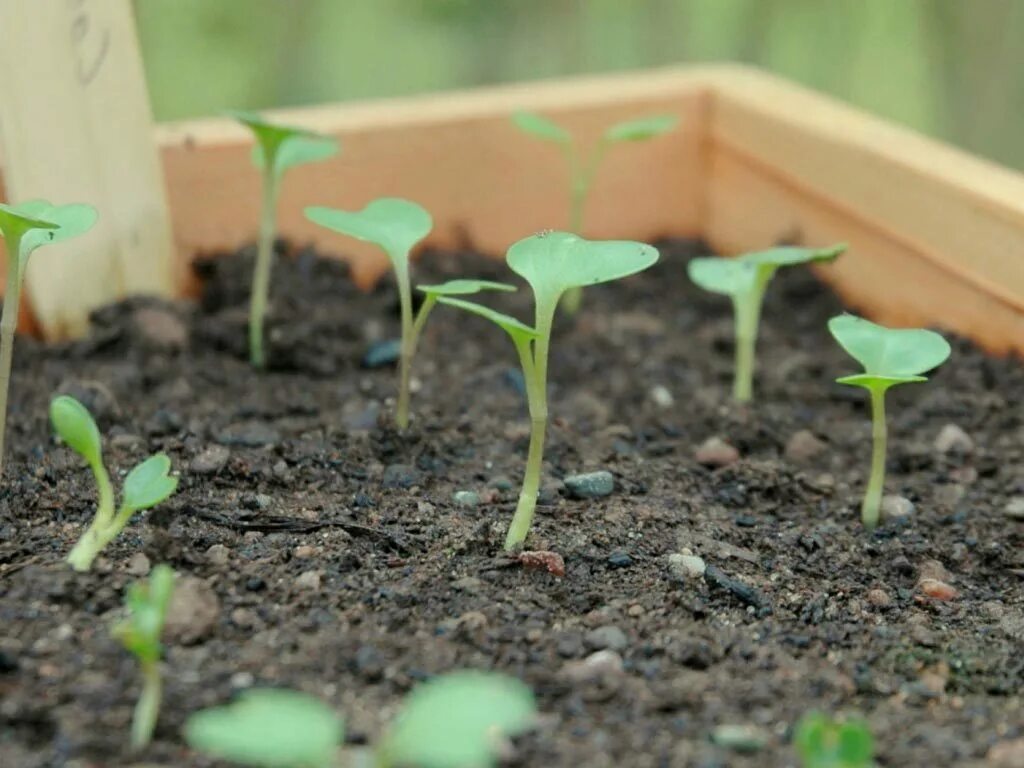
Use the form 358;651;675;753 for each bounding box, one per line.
512;111;677;313
0;201;97;477
185;671;535;768
829;314;951;529
687;244;846;402
114;564;175;751
228;111;338;368
440;231;658;549
305;199;506;430
794;711;874;768
50;395;179;571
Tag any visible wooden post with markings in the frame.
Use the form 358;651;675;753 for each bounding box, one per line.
0;0;174;339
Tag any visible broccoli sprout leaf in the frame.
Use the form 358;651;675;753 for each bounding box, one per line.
230;110;337;176
121;454;178;513
687;257;758;296
794;711;873;768
417;279;516;297
0;202;59;249
50;395;102;467
604;114;678;143
305;198;433;271
512;111;571;144
507;232;658;310
742;244;846;268
115;565;174;664
381;671;536;768
437;297;537;346
185;688;343;768
829;315;950;386
19;203;98;265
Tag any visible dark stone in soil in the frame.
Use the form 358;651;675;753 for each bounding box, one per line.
362;338;401;368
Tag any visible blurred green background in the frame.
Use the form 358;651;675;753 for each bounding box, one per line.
134;0;1024;170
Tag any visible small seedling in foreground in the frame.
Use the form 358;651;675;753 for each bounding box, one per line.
228;111;338;368
512;110;677;313
50;396;179;571
441;232;658;549
794;711;873;768
688;244;846;402
185;671;535;768
114;564;175;751
307;200;511;429
829;314;950;529
0;201;96;478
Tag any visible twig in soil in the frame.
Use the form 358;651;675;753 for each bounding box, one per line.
703;564;772;614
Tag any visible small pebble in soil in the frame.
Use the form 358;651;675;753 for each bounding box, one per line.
164;576;221;644
668;553;706;580
518;550;566;577
934;423;974;454
295;570;322;591
695;436;740;467
917;578;958;601
452;490;480;508
606;551;633;568
216;421;281;448
490;476;514;492
711;724;769;753
382;463;421;489
649;385;674;409
918;558;950;582
881;494;915;520
784;429;827;464
537;481;563;504
205;543;230;566
190;444;230;475
564;470;615;499
362;338;401;368
1004;497;1024;520
584;625;628;653
866;588;892;608
132;305;188;350
125;552;150;577
563;649;624;684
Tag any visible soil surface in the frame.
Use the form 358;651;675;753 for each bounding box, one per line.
1;239;1022;768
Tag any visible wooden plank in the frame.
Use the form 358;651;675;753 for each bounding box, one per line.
156;67;713;289
0;0;174;339
703;65;1024;355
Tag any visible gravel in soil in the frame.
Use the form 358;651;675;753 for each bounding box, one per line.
1;239;1023;767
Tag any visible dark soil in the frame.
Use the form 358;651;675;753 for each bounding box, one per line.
1;239;1022;768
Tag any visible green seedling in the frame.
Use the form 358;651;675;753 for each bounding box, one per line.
228;111;338;368
185;671;535;768
114;564;175;751
307;200;512;429
512;111;677;313
688;244;846;402
50;395;179;571
829;314;950;529
794;711;874;768
441;231;658;549
0;201;96;478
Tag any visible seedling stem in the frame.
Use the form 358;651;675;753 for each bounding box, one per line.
732;270;769;402
863;386;888;529
249;173;281;368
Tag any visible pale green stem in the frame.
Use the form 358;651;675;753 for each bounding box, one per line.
249;169;281;368
0;241;22;480
130;660;162;751
862;386;888;529
732;272;770;403
561;142;607;315
65;460;119;572
395;262;415;430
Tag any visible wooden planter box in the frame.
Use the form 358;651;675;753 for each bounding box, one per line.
16;65;1024;355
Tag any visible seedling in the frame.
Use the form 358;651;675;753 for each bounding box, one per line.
794;711;874;768
50;395;179;571
307;200;510;429
688;244;846;402
185;671;535;768
114;564;175;751
441;231;658;549
0;201;96;478
512;111;677;313
228;111;338;368
829;314;950;529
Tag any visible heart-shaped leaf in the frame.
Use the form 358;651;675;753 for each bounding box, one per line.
829;314;950;388
507;232;658;312
50;395;102;467
230;110;338;177
604;114;678;143
305;198;433;272
687;257;759;297
417;279;516;298
185;688;343;768
512;111;571;144
381;671;536;768
0;202;59;251
115;564;174;664
19;203;98;267
121;454;178;513
437;297;537;346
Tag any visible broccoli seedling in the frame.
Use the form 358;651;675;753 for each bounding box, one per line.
688;244;846;402
228;111;338;368
114;564;175;751
794;711;874;768
512;111;677;314
828;314;951;529
440;232;658;549
0;201;96;478
307;200;512;429
50;395;179;571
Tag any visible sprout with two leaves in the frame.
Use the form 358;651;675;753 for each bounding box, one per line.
114;564;175;751
442;232;658;549
794;711;874;768
185;671;535;768
228;111;338;368
50;396;179;571
688;245;846;402
829;314;951;529
512;111;677;313
0;201;97;476
306;198;515;429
